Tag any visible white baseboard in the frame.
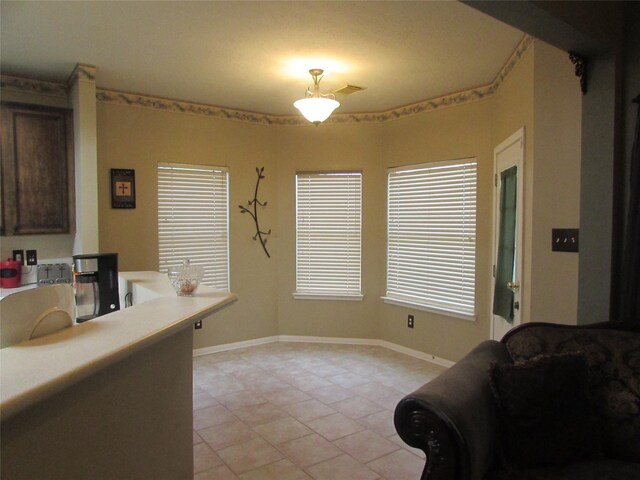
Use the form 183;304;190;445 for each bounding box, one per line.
278;335;377;346
193;335;454;367
193;336;279;357
378;340;455;368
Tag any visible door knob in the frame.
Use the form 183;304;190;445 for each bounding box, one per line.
507;281;520;293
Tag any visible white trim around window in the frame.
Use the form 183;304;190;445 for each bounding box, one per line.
295;171;363;300
385;158;478;319
157;162;230;291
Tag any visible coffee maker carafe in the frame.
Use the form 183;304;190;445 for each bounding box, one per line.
72;253;120;323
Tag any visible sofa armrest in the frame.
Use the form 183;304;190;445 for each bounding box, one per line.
394;340;512;480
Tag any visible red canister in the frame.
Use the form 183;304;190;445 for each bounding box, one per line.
0;259;22;288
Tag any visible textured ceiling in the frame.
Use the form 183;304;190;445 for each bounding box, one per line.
0;1;524;116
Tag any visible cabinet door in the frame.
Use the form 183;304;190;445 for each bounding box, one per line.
1;103;74;235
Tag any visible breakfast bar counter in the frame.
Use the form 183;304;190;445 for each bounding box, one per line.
0;271;237;480
0;271;237;420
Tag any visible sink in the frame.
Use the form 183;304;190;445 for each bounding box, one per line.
0;284;75;348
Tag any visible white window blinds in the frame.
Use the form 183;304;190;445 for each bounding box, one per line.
296;171;362;299
386;159;477;318
158;163;229;291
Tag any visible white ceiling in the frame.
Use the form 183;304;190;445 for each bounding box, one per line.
0;1;524;116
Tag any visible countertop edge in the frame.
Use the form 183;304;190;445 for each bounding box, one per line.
0;272;237;421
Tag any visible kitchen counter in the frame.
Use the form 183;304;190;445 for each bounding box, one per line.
0;283;38;300
0;271;237;421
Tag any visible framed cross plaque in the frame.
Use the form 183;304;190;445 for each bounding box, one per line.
111;168;136;208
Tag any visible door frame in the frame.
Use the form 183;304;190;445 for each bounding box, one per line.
491;127;525;340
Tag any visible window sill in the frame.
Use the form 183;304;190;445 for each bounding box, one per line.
293;293;364;301
381;297;476;322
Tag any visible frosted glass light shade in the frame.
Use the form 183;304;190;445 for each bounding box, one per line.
293;97;340;124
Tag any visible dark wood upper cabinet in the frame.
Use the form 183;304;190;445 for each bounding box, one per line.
1;102;75;235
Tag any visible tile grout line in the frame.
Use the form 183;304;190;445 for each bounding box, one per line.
193;342;444;479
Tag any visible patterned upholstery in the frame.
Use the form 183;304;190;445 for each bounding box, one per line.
394;322;639;480
502;324;640;463
486;459;640;480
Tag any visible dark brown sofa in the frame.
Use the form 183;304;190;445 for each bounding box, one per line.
394;322;640;479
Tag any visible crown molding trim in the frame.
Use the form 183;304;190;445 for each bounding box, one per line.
69;63;97;84
2;35;533;125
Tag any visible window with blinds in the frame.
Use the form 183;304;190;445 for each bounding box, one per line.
295;171;363;299
157;163;229;291
385;158;477;319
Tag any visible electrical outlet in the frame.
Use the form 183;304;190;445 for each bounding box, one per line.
26;250;37;265
12;250;25;265
194;320;203;330
408;314;414;328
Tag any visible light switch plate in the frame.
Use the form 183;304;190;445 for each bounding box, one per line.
552;229;579;252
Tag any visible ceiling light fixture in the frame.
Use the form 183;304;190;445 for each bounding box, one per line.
293;69;340;125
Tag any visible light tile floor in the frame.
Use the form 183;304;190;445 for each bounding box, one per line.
192;342;446;480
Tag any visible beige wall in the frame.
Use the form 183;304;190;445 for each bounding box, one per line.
97;104;279;348
5;39;583;362
274;123;386;340
489;41;581;327
70;70;99;255
378;99;494;361
530;41;582;324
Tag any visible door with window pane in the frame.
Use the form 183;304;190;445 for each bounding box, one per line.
491;129;524;340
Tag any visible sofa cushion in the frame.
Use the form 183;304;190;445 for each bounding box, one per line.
504;325;640;462
488;352;602;468
485;459;640;480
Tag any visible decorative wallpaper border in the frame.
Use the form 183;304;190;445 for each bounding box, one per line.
0;74;68;97
329;85;495;125
489;34;534;94
1;63;97;98
1;35;533;125
94;89;300;126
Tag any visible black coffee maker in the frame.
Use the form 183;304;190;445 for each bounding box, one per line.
72;253;120;322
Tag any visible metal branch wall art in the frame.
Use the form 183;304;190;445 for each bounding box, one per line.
239;167;271;258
